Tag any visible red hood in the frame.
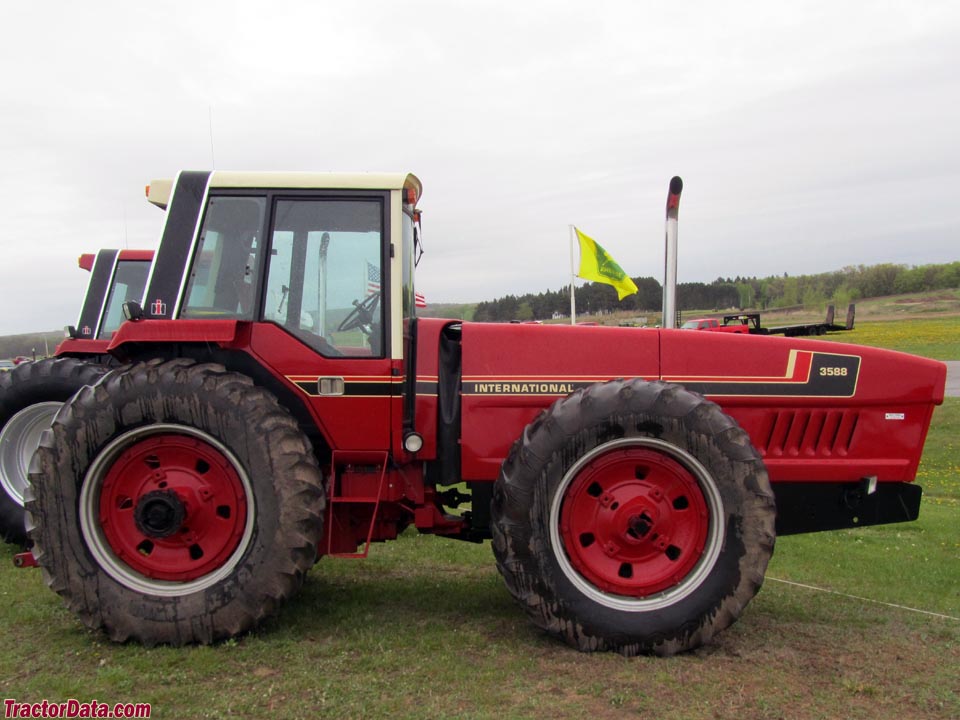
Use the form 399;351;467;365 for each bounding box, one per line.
449;320;945;484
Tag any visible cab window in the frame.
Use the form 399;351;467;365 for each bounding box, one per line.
98;260;150;339
181;196;266;319
263;198;384;357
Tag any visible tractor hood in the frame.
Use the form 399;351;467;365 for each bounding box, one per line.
455;320;946;484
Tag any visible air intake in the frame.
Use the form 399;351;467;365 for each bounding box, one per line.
761;410;859;458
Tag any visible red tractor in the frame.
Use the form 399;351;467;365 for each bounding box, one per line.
0;249;152;543
25;172;946;655
680;317;749;333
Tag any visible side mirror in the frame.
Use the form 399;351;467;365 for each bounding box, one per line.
122;301;144;321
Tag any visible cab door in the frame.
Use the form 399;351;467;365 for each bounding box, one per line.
177;191;395;451
249;195;395;451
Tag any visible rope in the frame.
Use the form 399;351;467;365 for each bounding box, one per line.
766;576;960;622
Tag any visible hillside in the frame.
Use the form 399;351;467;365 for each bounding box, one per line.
473;288;960;328
0;331;64;361
470;261;960;323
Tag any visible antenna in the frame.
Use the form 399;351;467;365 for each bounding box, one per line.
208;106;216;169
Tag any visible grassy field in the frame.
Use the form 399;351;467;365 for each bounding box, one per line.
818;315;960;360
0;319;957;719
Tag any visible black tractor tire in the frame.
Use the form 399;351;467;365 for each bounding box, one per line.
491;379;776;656
26;358;326;645
0;357;109;544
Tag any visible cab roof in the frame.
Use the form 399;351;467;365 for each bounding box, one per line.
147;171;421;209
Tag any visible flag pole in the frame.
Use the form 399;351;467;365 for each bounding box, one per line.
569;225;577;325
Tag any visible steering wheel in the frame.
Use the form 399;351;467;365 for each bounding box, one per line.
338;291;380;334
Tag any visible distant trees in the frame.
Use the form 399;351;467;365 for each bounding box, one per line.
473;277;746;322
470;261;960;322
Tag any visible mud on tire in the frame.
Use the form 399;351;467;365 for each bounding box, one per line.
0;357;109;544
491;379;776;656
26;358;326;645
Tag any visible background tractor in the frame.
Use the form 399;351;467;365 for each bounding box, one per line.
0;249;152;543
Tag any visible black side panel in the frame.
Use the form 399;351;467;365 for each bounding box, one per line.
403;317;417;434
143;171;211;318
774;481;922;536
75;249;118;338
435;324;462;486
468;481;493;539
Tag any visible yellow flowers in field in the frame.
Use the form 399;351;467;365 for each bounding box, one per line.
825;317;960;361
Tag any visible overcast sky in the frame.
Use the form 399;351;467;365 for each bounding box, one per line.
1;1;957;334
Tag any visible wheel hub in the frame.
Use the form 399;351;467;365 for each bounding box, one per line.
134;490;186;539
626;511;654;540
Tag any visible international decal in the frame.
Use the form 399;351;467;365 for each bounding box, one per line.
462;351;861;399
470;381;577;395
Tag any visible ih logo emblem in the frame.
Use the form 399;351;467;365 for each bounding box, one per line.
81;326;92;336
151;299;167;316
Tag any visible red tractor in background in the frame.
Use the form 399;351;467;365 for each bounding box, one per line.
680;317;749;333
682;305;856;337
0;249;152;543
24;171;946;656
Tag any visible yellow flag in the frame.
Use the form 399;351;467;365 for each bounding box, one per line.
575;227;638;300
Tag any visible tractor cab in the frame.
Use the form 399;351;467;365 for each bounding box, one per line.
65;248;153;345
138;171;421;344
112;170;429;493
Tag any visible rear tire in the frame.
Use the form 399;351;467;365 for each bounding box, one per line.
491;379;776;656
0;358;108;544
26;359;326;645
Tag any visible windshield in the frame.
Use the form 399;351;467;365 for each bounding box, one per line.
181;196;267;320
99;260;151;339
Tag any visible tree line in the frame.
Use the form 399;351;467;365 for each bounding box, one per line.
471;261;960;323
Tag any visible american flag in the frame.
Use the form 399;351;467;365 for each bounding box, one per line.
367;261;426;308
366;262;381;295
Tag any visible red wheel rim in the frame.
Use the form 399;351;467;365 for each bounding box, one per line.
97;433;248;582
559;446;710;597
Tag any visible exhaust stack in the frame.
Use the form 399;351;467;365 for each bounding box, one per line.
662;176;683;328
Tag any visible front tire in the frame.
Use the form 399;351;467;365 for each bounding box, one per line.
0;358;109;544
26;359;326;645
491;379;776;656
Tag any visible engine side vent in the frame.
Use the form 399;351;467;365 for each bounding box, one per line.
761;410;859;458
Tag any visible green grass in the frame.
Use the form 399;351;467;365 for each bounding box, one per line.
917;399;960;503
769;502;958;615
2;522;958;720
826;316;960;360
0;317;957;720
